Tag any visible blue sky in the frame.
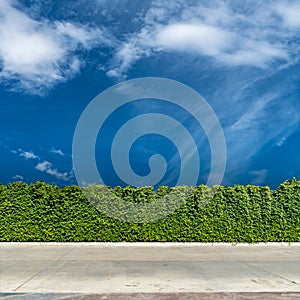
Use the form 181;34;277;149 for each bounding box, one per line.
0;0;299;188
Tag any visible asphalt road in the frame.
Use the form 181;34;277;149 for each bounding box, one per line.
0;243;299;299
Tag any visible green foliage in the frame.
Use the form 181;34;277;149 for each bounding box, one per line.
0;179;299;242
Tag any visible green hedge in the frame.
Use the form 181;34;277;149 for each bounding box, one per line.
0;179;299;242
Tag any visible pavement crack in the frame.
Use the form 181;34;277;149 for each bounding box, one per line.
241;260;299;285
12;260;53;292
57;247;74;261
13;247;73;292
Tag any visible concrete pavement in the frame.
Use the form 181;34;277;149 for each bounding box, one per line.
0;243;299;299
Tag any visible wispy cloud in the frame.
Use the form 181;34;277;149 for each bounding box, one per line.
0;0;111;94
12;174;24;181
274;1;300;28
16;148;72;181
19;149;39;160
51;148;64;156
225;89;300;171
35;161;72;181
2;0;299;88
249;169;268;185
106;0;299;77
105;0;299;181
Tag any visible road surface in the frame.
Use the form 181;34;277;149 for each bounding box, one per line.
0;243;299;299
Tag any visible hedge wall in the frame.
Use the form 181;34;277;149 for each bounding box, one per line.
0;179;299;242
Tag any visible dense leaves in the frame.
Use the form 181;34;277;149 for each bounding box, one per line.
0;179;299;242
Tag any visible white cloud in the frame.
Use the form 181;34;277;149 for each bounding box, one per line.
180;2;234;27
13;174;24;181
35;160;72;181
249;169;268;185
156;23;233;56
225;88;300;176
55;22;97;48
16;147;72;181
0;0;108;94
35;161;50;171
98;0;300;183
219;40;287;67
229;93;275;132
274;1;300;28
19;149;39;160
106;69;119;78
107;0;298;76
154;22;287;67
276;136;287;147
275;120;300;147
108;37;151;78
51;148;64;156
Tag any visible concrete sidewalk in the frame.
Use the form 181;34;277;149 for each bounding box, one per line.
0;243;299;298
